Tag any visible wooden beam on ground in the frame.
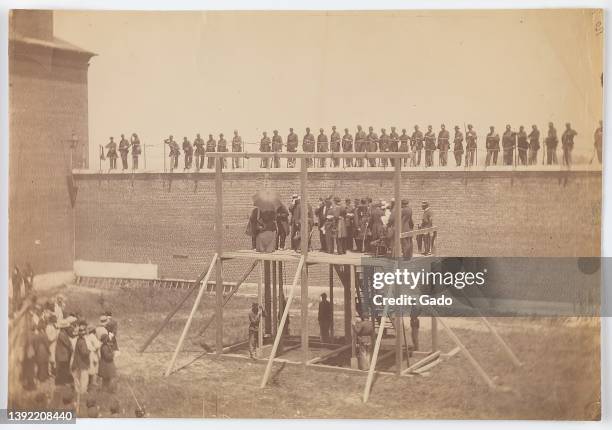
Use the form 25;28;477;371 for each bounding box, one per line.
165;253;218;376
139;259;215;353
400;226;437;238
434;316;496;389
261;256;305;388
402;351;441;375
306;344;352;365
300;158;309;363
413;358;441;374
443;346;461;358
215;157;224;355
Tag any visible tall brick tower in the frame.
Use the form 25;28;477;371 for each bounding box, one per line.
9;10;95;273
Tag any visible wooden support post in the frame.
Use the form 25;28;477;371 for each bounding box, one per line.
300;158;309;362
363;313;387;402
393;161;403;374
349;265;358;369
435;316;496;389
264;260;272;334
165;254;218;376
329;265;334;339
478;315;522;367
215;157;224;355
258;260;264;357
431;316;438;352
261;256;305;388
272;261;278;336
395;315;403;375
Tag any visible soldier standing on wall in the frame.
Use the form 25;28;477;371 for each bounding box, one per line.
389;126;400;167
453;126;464;167
166;135;180;171
485;126;500;166
217;133;228;169
342;128;354;168
260;132;272;168
437;124;450;166
303;127;315;168
517;126;529;166
182;136;193;170
411;125;424;167
502;125;516;166
194;133;205;170
317;128;329;168
528;125;540;165
594;120;603;164
561;122;577;167
118;134;130;171
355;125;367;167
545;122;558;165
286;128;298;168
231;130;243;169
206;134;216;169
378;128;390;168
271;130;283;168
105;137;118;172
424;125;436;167
366;126;378;167
399;128;410;167
130;133;141;170
330;126;341;168
465;124;477;166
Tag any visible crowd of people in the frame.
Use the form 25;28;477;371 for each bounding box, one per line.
11;285;124;417
247;194;435;258
102;121;603;172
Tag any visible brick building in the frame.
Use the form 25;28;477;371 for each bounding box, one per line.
9;10;95;273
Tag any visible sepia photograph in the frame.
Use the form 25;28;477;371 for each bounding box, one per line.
3;4;606;424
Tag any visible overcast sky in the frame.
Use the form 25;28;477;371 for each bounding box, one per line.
53;9;603;167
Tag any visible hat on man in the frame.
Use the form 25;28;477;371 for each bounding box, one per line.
401;198;409;206
99;315;109;325
333;196;341;203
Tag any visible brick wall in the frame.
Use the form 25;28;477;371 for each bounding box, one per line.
73;170;601;283
9;19;93;273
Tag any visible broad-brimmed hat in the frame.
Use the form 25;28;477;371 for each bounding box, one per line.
99;315;109;325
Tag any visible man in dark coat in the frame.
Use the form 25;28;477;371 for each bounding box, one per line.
118;134;130;171
303;127;315;168
231;130;243;169
411;125;424;166
317;293;333;343
286;128;298;168
389;126;400;167
342;128;354;168
182;137;193;170
420;201;434;255
271;130;283;168
54;321;74;387
260;132;272;168
217;133;228;169
485;126;500;166
194;133;205;170
437;124;450;166
424;125;436;167
502;125;516;166
105;137;118;171
545;122;558;165
561;122;577;167
330;126;341;167
366;126;379;167
72;324;90;394
399;128;410;167
289;196;313;251
528;125;540;165
317;128;329;168
355;125;367;167
276;203;290;250
165;135;180;171
206;134;216;169
453;126;464;167
465;125;477;166
517;126;529;166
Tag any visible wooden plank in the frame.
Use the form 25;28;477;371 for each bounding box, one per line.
306;344;352;365
215;157;224;355
261;256;305;388
329;265;334;339
413;358;441;374
272;261;278;336
363;313;388;402
431;316;439;351
400;226;437;238
349;265;357;369
258;261;263;358
139;259;214;353
300;158;309;363
402;351;441;375
165;253;218;376
444;346;461;357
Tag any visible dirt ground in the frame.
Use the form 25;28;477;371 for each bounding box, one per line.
10;283;601;420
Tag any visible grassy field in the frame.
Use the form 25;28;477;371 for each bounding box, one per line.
9;283;601;420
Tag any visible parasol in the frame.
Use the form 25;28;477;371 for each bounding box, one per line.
252;189;281;211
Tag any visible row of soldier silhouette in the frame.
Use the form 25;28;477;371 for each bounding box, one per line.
102;121;603;171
